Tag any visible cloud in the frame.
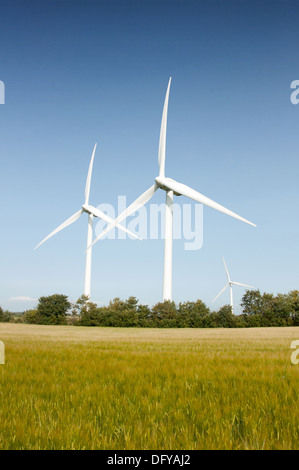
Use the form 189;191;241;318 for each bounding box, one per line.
9;296;37;302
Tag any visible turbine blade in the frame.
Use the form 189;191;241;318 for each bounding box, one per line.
212;283;229;303
231;282;254;288
89;184;158;248
87;205;142;240
223;257;230;282
34;209;84;249
162;178;256;227
85;143;97;205
158;77;172;177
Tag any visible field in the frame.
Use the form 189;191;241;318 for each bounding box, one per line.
0;324;298;450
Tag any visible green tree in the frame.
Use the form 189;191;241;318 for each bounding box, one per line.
233;314;247;328
36;294;71;325
178;300;210;327
201;311;218;328
241;290;263;316
136;304;152;327
272;294;292;326
0;306;11;323
241;290;293;327
287;290;299;326
126;296;139;311
95;297;141;327
151;300;178;327
214;305;237;328
259;293;276;326
74;295;99;326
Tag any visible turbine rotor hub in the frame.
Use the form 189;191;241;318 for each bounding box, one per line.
82;204;92;215
155;176;181;196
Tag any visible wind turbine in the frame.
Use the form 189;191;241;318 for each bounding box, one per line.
212;258;254;314
89;77;256;301
34;143;140;298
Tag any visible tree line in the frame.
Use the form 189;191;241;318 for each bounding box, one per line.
1;289;299;328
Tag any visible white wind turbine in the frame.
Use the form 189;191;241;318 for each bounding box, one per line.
34;144;140;298
212;258;254;314
89;77;256;301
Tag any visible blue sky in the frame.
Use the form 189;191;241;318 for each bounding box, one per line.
0;0;299;313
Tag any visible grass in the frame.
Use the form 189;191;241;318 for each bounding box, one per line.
0;324;298;449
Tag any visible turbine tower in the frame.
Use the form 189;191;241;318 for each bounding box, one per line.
212;258;254;314
35;144;140;298
89;78;256;301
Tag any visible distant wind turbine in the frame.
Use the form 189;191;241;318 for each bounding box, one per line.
34;144;140;298
89;78;256;301
212;258;254;314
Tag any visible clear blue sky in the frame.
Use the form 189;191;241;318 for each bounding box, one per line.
0;0;298;313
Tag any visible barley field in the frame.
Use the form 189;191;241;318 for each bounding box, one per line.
0;324;298;450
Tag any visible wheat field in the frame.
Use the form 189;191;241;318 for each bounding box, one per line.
0;324;298;450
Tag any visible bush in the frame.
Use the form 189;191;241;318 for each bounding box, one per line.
23;309;39;324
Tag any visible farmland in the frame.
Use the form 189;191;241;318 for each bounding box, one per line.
0;324;298;450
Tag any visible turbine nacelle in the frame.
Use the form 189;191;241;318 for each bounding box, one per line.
82;204;97;216
155;176;181;196
82;204;93;215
